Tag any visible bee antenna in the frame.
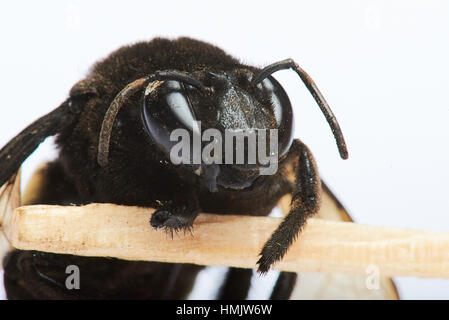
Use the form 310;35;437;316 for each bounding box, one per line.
252;59;348;160
97;77;148;167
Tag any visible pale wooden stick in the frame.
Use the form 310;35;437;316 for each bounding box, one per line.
3;203;449;278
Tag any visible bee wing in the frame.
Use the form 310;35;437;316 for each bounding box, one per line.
279;182;399;300
0;171;21;268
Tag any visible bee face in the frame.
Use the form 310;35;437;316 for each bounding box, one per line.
141;68;294;191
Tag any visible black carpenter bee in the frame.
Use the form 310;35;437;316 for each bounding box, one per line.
0;37;348;299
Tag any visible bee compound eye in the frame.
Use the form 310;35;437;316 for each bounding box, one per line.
141;80;199;158
261;76;294;157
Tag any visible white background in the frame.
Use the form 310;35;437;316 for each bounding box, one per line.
1;0;449;299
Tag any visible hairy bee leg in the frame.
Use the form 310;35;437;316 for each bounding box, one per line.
257;139;321;273
151;206;199;236
150;192;200;236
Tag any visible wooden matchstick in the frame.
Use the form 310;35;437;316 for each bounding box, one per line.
3;203;449;279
